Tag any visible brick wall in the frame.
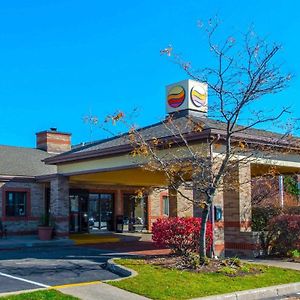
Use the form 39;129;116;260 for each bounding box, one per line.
0;180;45;234
223;163;258;257
148;186;194;229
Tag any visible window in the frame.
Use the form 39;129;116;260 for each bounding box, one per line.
162;196;169;216
5;191;27;217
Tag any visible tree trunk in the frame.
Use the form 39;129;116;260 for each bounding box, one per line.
199;204;210;262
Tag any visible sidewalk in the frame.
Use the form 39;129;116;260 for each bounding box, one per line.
244;258;300;271
0;235;74;250
56;282;150;300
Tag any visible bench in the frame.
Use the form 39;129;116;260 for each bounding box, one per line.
0;219;7;239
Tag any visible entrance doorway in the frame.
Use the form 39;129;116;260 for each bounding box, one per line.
89;193;114;231
69;190;115;233
69;189;89;233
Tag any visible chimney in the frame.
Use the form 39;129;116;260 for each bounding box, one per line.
166;79;208;118
36;128;71;154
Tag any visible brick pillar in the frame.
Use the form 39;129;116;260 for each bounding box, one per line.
168;186;178;217
177;186;193;217
50;175;69;238
115;189;123;216
213;188;225;257
223;163;259;257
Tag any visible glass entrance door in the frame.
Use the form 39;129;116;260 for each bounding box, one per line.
123;194;148;231
69;190;89;233
88;193;114;231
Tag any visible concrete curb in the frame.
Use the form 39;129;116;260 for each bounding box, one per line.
106;258;300;299
191;282;300;300
105;258;138;282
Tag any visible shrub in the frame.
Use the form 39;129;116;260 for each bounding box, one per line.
284;206;300;215
240;265;250;273
221;257;242;268
180;252;201;269
252;206;281;231
266;214;300;255
288;249;300;259
152;217;213;255
218;266;237;276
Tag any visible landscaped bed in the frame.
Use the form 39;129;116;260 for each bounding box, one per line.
108;257;300;300
0;290;78;300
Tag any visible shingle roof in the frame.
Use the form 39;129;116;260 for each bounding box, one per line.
0;145;57;177
46;114;297;165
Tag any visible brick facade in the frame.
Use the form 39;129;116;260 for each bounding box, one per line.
145;162;260;258
0;180;45;234
0;163;260;257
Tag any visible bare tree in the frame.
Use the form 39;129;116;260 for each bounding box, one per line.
126;20;297;261
93;19;297;261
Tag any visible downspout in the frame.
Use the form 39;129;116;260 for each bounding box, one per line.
279;175;284;208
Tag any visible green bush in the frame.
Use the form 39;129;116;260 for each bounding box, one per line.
218;266;237;275
252;206;281;231
289;249;300;259
252;206;300;232
240;265;250;273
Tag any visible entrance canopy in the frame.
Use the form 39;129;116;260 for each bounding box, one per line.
69;167;168;187
251;163;300;177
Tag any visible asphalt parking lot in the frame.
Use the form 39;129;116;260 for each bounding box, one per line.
0;246;121;294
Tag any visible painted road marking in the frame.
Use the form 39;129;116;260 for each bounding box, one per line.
0;272;50;288
52;281;102;289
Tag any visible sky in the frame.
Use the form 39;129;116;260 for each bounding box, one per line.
0;0;300;147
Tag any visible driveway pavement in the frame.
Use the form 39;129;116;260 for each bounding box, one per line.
0;246;121;294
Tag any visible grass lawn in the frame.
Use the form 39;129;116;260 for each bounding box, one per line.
109;259;300;300
0;290;79;300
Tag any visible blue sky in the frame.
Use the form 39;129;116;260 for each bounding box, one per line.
0;0;300;147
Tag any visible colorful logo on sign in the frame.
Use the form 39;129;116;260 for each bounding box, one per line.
190;86;207;108
167;86;185;108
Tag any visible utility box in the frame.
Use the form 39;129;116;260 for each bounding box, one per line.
214;206;223;222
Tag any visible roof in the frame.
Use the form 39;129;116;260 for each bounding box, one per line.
45;114;299;165
0;145;57;177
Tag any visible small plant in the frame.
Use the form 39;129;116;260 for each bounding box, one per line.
218;266;237;276
180;252;201;269
228;257;242;267
289;249;300;259
240;265;250;273
39;214;54;227
221;257;241;268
